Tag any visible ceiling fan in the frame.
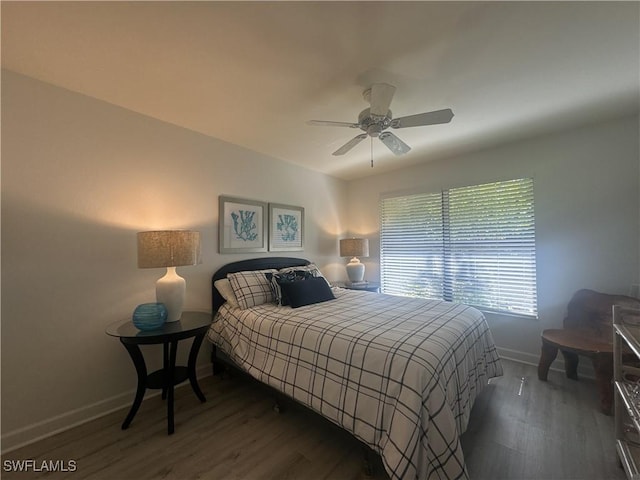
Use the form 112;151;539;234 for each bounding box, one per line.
307;83;454;159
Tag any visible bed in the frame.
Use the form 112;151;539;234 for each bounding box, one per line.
207;257;503;480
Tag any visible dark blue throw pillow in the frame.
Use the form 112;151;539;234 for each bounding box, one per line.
280;276;335;308
266;270;315;306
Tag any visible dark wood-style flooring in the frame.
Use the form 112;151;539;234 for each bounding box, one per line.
1;359;625;479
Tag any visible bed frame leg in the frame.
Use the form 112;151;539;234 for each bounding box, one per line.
211;346;226;377
363;446;374;477
273;397;285;414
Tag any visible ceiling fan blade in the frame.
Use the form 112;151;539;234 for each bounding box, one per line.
307;120;360;128
332;134;368;156
379;132;411;156
369;83;396;117
391;108;454;129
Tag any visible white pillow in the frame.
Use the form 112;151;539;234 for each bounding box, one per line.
214;278;240;309
227;269;278;309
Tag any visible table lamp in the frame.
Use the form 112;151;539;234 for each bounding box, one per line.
340;238;369;284
137;230;201;322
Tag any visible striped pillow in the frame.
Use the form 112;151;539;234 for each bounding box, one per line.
228;269;278;309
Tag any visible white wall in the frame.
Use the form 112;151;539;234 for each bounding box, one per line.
347;114;640;365
1;70;348;451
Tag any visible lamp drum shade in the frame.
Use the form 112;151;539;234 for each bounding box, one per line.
339;238;369;258
137;230;200;268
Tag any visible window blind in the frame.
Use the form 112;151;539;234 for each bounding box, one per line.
380;178;538;318
380;192;445;299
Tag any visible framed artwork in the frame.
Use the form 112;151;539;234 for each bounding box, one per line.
219;196;268;253
269;203;304;251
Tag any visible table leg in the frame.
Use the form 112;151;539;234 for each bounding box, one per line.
162;342;169;400
538;340;558;381
120;341;147;430
561;350;580;380
188;333;207;403
593;353;614;415
167;340;178;435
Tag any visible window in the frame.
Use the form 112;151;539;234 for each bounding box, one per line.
380;178;537;317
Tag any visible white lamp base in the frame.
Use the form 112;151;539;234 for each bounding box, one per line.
156;266;186;322
346;257;365;283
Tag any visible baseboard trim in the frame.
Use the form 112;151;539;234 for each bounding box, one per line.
1;364;212;454
497;346;595;380
497;347;540;367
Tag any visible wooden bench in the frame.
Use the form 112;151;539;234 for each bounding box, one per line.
538;289;640;415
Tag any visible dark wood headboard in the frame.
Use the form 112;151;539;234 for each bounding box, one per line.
211;257;310;313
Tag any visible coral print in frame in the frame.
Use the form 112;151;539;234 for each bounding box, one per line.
269;203;304;252
219;196;268;253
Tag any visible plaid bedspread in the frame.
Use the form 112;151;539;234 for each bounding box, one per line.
208;288;503;480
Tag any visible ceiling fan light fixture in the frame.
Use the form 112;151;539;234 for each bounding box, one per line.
367;124;383;137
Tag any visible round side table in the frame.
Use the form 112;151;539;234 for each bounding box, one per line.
106;311;212;434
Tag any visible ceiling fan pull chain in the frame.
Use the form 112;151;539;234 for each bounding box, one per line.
371;137;374;168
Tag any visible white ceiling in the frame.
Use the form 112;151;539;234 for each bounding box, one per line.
2;1;639;181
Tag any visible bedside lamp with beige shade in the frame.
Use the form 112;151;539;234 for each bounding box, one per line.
137;230;201;322
340;238;369;284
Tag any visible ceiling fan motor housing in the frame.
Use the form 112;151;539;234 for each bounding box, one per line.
358;108;392;137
